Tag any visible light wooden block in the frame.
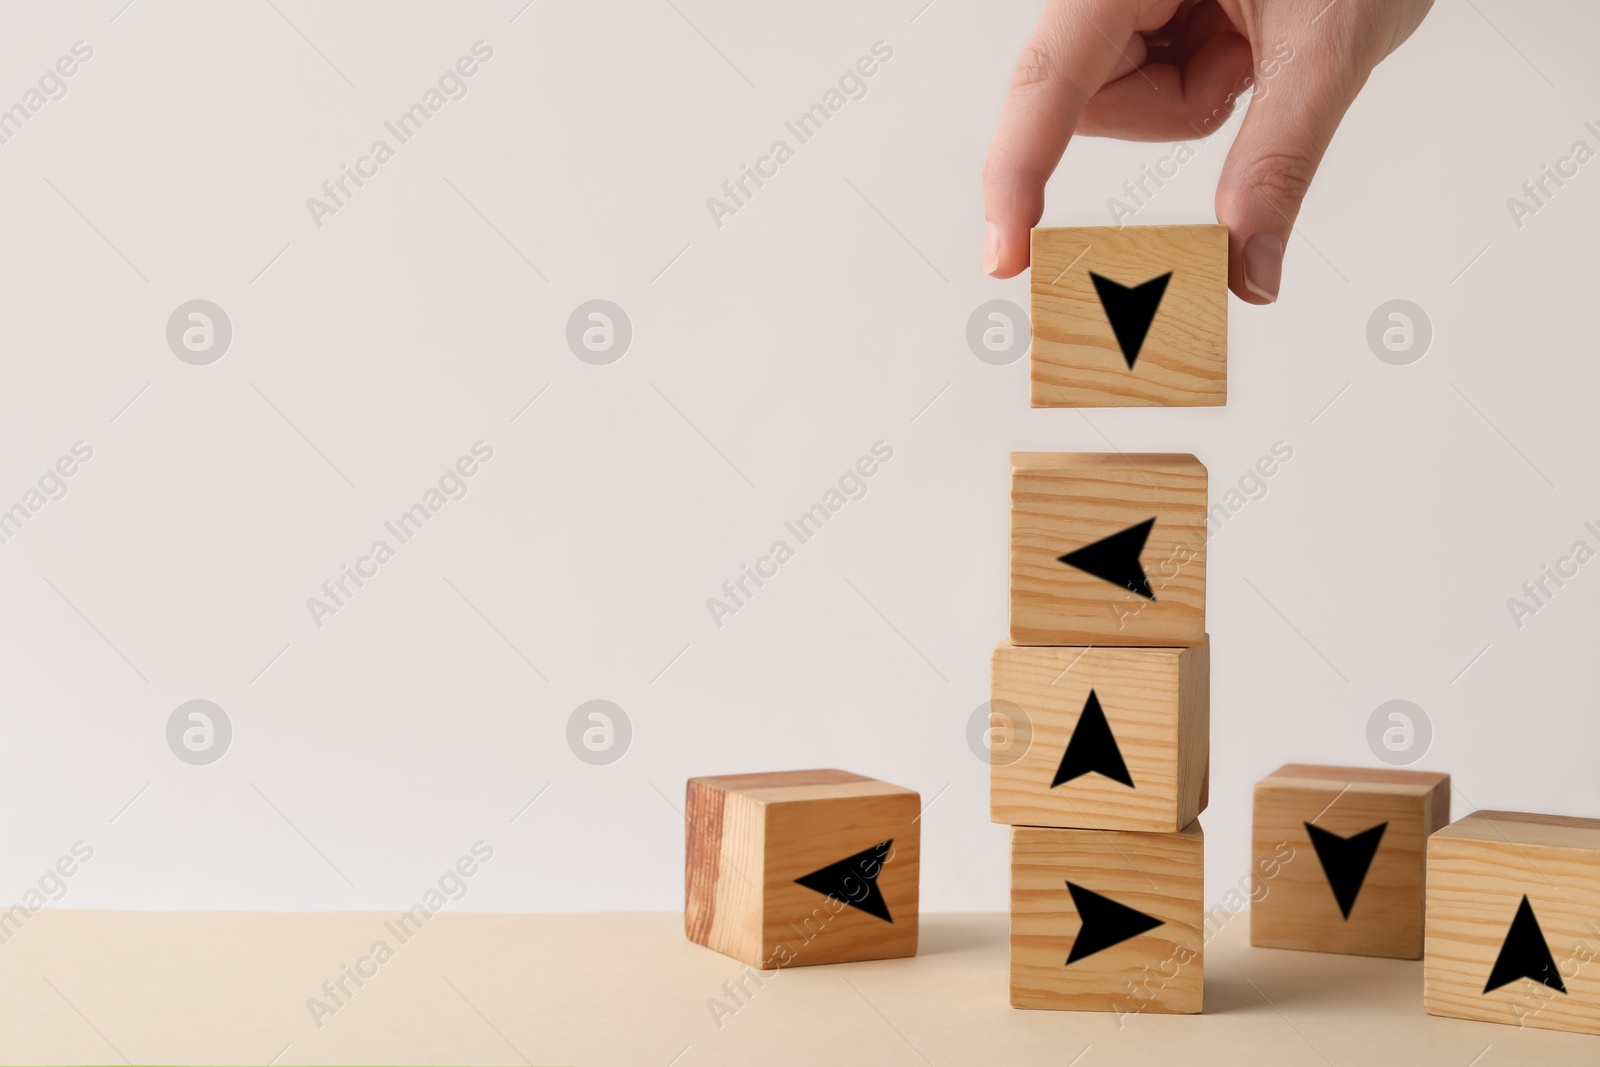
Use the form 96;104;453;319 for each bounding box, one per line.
684;769;919;969
990;638;1208;832
1011;822;1204;1013
1010;452;1207;647
1251;764;1450;959
1425;810;1600;1035
1031;225;1227;408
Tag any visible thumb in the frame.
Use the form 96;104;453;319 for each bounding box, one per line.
1215;49;1368;303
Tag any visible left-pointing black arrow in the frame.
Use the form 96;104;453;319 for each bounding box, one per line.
794;840;894;923
1058;518;1157;600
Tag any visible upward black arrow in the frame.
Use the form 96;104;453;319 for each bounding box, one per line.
1090;271;1172;369
1484;895;1567;995
794;840;895;923
1058;518;1156;600
1051;689;1133;789
1304;821;1387;919
1065;881;1164;964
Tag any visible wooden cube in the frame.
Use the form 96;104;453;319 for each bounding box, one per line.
1425;810;1600;1035
684;769;919;969
1031;225;1227;408
990;638;1208;832
1251;764;1450;959
1011;452;1207;647
1011;822;1204;1013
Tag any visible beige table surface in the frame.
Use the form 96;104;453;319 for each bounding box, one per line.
1;909;1591;1065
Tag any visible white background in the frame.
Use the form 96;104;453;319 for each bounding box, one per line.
1;0;1597;916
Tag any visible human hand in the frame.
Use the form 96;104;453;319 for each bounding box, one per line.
982;0;1433;302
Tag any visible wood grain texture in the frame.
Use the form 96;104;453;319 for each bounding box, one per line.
684;770;919;968
1251;764;1450;960
1425;810;1600;1035
1010;452;1207;646
1030;225;1227;408
990;638;1208;832
1011;822;1204;1013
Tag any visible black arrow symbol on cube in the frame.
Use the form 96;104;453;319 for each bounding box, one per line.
1058;518;1157;600
1065;881;1164;964
794;840;894;923
1304;821;1386;920
1091;271;1171;369
1483;895;1566;995
1051;689;1134;789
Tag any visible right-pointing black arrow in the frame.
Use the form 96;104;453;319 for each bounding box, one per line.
1058;518;1156;600
1484;895;1566;995
1064;881;1164;964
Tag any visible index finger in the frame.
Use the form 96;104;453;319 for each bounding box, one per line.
983;0;1144;278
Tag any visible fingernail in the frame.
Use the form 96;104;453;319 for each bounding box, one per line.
1243;233;1284;303
983;222;1000;275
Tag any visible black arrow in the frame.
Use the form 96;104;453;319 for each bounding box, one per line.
1484;895;1566;995
794;840;894;923
1058;518;1156;600
1065;881;1164;963
1304;821;1387;920
1090;271;1172;369
1051;689;1134;789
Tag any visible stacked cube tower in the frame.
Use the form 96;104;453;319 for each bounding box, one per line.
1010;225;1600;1036
998;225;1226;1013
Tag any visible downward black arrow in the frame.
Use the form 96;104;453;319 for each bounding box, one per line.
1090;271;1172;369
1304;821;1387;920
